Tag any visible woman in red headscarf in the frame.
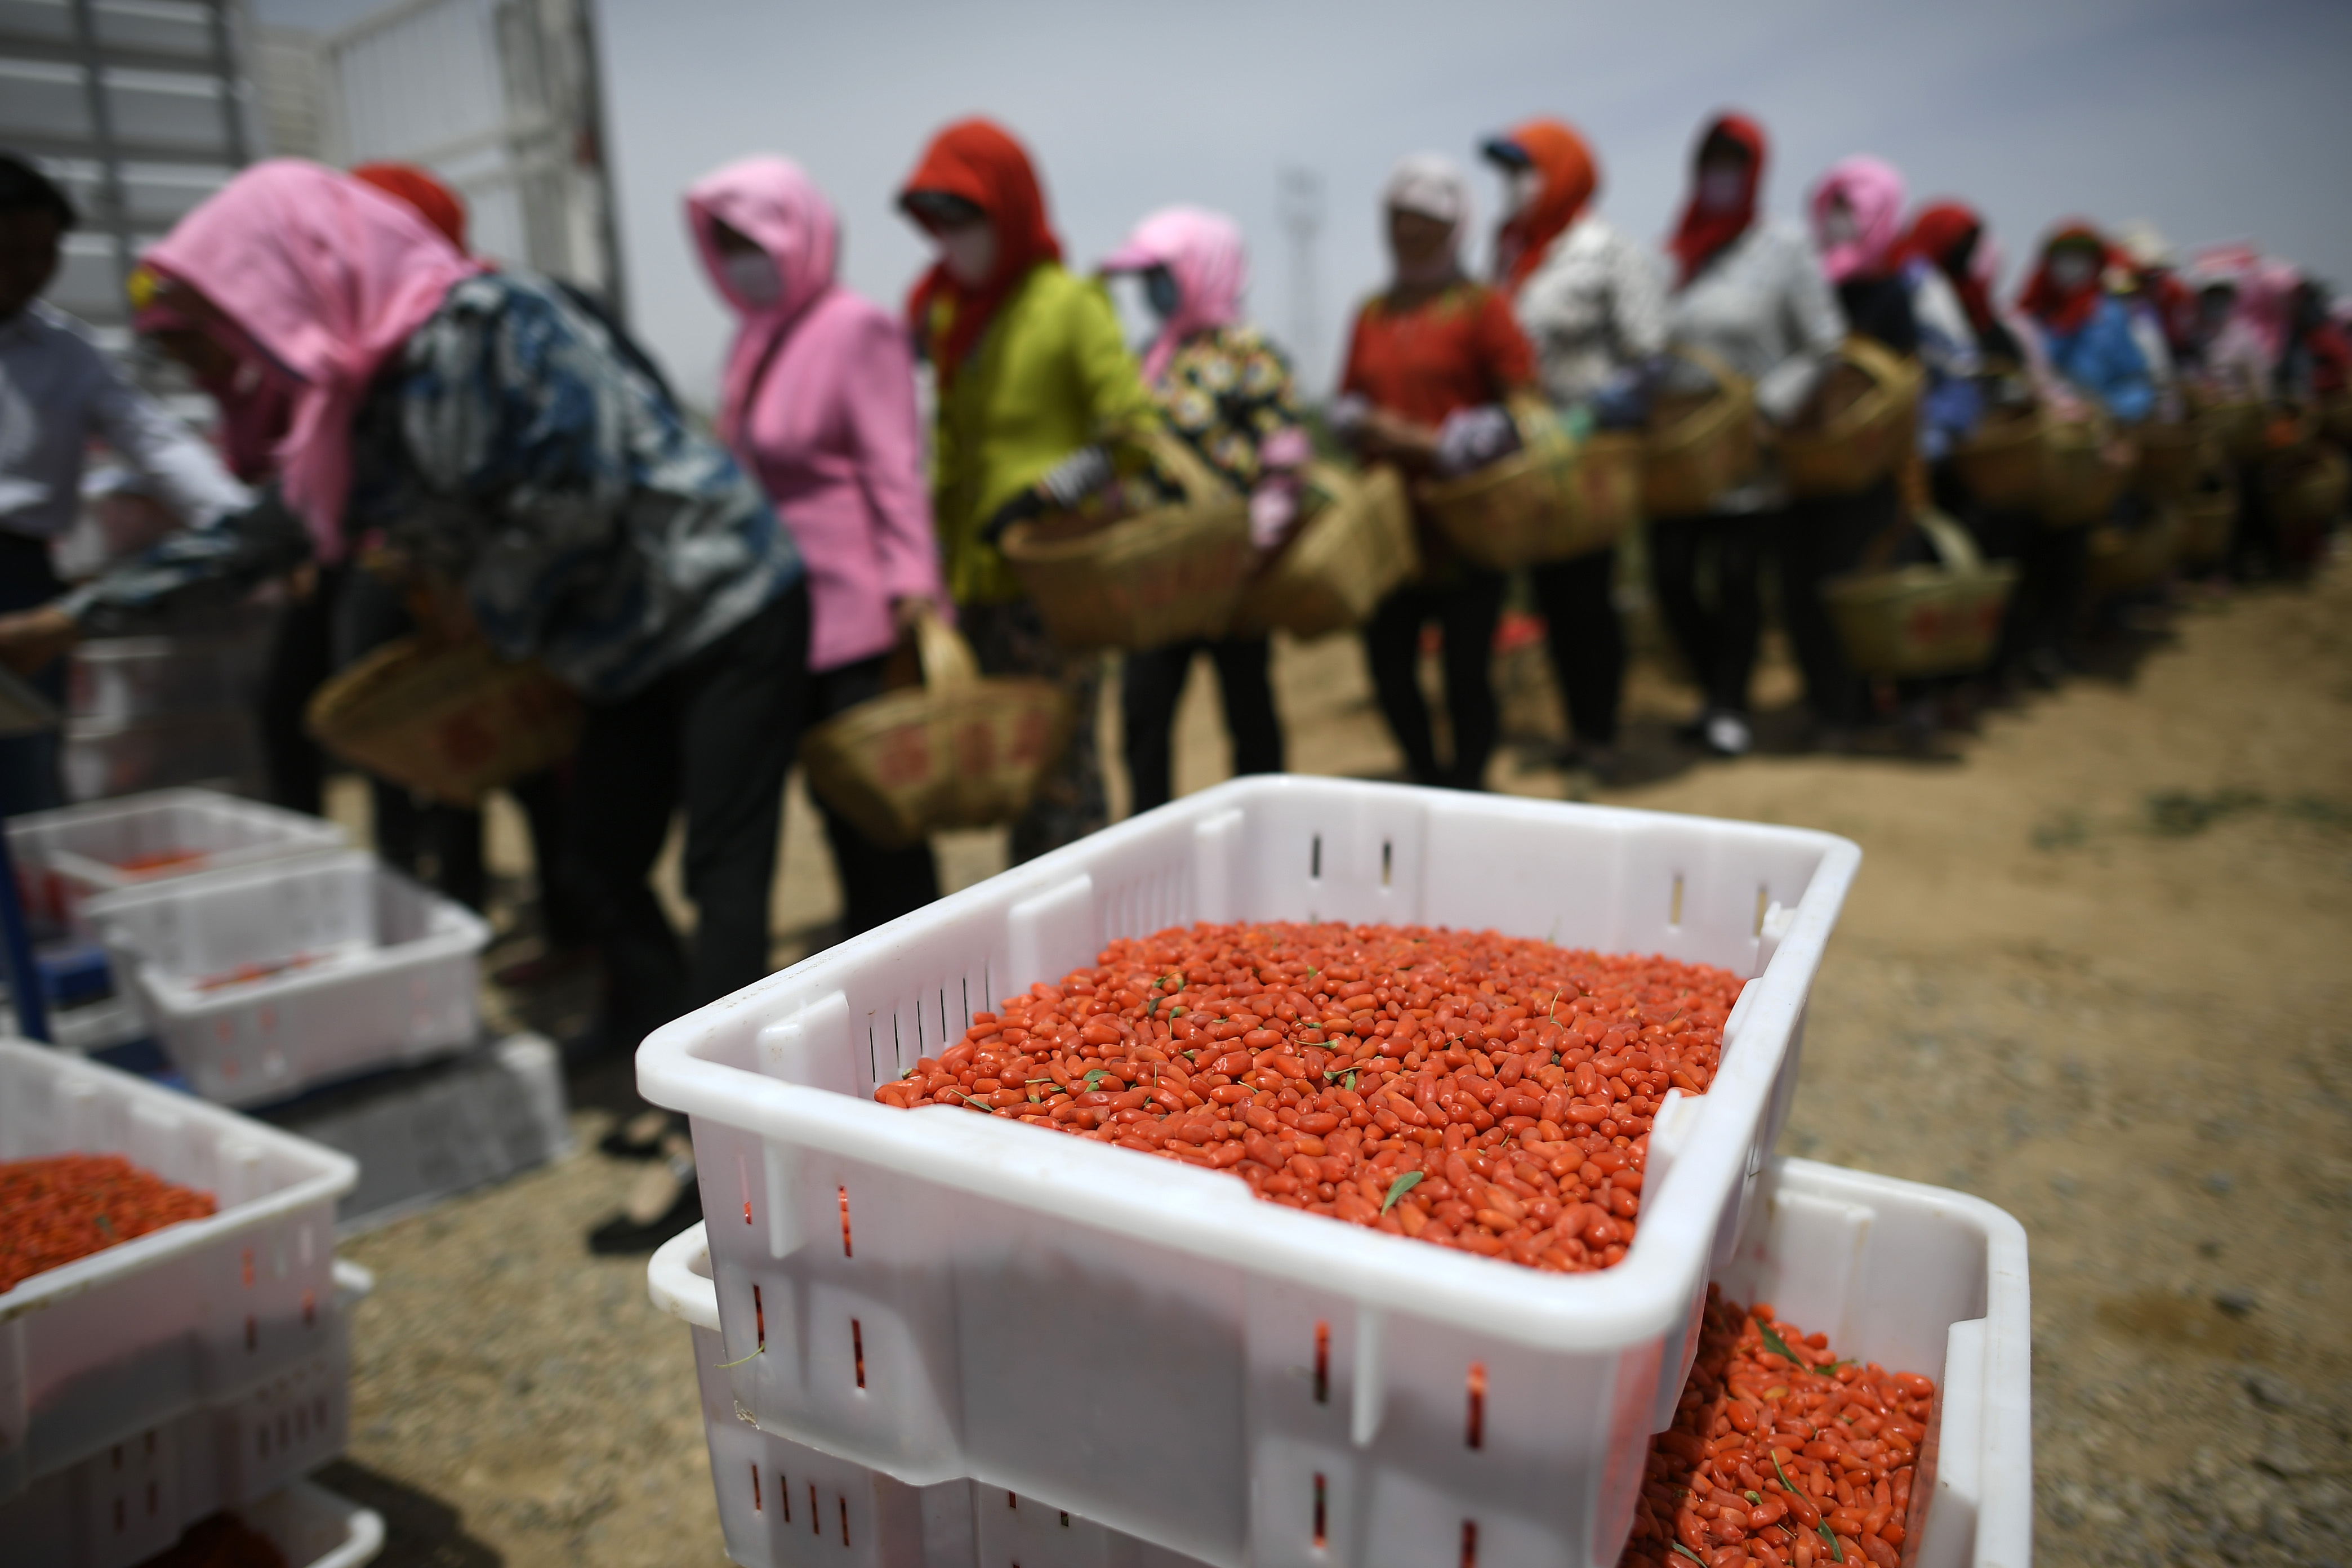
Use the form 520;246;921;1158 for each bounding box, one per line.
1652;112;1845;756
896;117;1156;860
1482;117;1663;780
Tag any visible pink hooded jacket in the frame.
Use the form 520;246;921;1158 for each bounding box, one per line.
144;160;483;560
1100;206;1250;385
686;155;945;672
1808;155;1905;284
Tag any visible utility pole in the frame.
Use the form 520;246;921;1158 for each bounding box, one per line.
1277;167;1324;397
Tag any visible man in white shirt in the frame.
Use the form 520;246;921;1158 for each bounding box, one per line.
0;154;250;813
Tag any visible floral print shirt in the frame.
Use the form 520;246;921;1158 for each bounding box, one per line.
68;271;800;700
1150;324;1306;495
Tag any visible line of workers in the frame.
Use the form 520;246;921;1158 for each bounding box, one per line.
1;111;2344;1063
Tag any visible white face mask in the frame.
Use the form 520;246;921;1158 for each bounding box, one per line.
1504;168;1543;218
1698;168;1747;213
721;251;781;310
2048;252;2098;292
938;224;997;287
1820;204;1860;249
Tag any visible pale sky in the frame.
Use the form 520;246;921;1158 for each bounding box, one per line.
256;0;2352;407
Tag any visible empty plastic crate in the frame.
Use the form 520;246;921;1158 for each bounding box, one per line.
89;850;489;1107
0;1041;358;1502
63;713;268;806
1;1260;372;1568
68;631;270;729
649;1157;2029;1568
10;789;346;936
635;777;1861;1568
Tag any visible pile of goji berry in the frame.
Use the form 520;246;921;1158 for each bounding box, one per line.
1;1153;217;1294
872;920;1743;1272
1619;1287;1935;1568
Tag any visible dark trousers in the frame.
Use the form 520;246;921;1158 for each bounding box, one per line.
1529;549;1623;747
333;570;487;910
571;583;810;1046
1362;571;1506;790
809;654;941;936
0;533;66;818
1779;479;1899;730
258;565;340;818
1120;636;1284;814
959;598;1105;865
2228;461;2278;579
2014;525;2089;665
1649;511;1771;716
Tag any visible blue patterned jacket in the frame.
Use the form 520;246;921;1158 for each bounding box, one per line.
68;271;801;700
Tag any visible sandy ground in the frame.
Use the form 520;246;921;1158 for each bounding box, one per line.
325;555;2352;1568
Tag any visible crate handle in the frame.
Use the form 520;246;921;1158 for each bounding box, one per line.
648;1222;720;1330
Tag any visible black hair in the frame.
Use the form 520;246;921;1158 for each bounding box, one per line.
0;153;76;228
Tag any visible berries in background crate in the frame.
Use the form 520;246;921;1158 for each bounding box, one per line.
1622;1288;1935;1568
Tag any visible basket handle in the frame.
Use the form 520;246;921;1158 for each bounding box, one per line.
1132;422;1240;504
913;607;982;691
1504;391;1576;458
1664;343;1753;400
1915;509;1986;574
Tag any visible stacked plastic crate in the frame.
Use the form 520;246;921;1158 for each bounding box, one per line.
63;613;278;805
636;777;2032;1568
8;789;488;1106
0;1043;386;1568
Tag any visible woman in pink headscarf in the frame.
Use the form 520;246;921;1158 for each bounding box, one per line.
0;159;810;1079
1095;206;1308;813
1772;154;1935;745
686;154;945;932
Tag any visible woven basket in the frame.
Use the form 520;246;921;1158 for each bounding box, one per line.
799;613;1075;851
2267;445;2350;527
1779;337;1923;498
2176;487;2238;569
1418;398;1639;568
1821;510;2017;680
306;637;581;808
999;427;1254;652
2087;507;2184;595
2037;415;2132;527
2132;419;2210;497
1643;346;1757;516
1950;406;2047;509
2195;397;2265;463
2324;393;2352;447
1228;462;1417;640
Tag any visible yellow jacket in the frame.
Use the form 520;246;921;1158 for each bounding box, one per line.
929;262;1157;605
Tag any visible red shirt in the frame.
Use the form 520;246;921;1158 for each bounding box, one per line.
1341;281;1536;427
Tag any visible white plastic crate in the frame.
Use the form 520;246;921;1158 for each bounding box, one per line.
62;716;269;813
635;777;1861;1568
0;1260;372;1568
649;1157;2030;1568
89;851;490;1107
68;631;270;729
0;1042;358;1502
9;789;346;936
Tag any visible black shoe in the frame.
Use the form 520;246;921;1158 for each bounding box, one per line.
587;1172;702;1255
598;1107;679;1160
